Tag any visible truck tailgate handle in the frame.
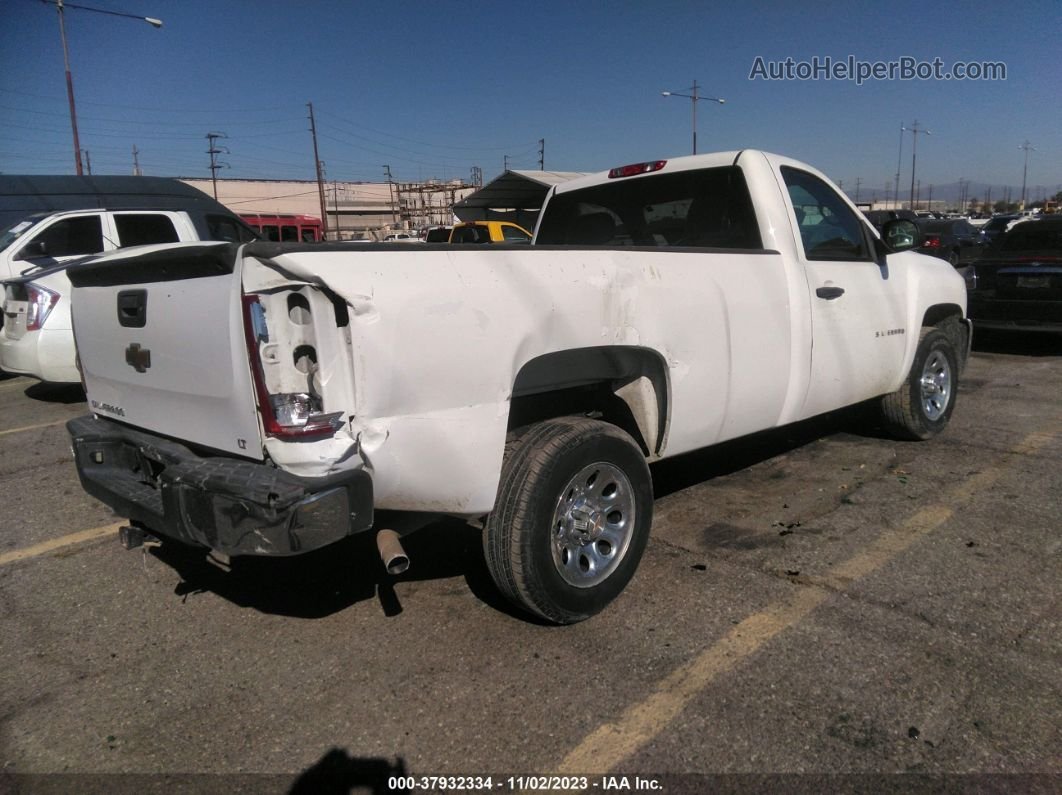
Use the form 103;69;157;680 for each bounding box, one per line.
815;285;845;300
117;289;147;328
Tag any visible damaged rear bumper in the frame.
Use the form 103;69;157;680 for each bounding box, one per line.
67;415;373;556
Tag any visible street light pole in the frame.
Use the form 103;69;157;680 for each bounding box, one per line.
1019;140;1035;210
907;121;931;210
661;80;725;155
45;0;163;176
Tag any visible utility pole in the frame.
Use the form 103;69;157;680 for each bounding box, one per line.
383;165;397;225
916;179;921;210
538;138;545;171
854;177;862;203
894;122;904;209
55;0;82;175
1019;140;1035;210
132;144;141;176
470;166;482;188
81;149;91;175
503;155;510;172
307;102;329;240
927;183;933;210
206;131;228;200
907;121;931;210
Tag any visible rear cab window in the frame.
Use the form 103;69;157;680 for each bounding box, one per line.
536;166;763;249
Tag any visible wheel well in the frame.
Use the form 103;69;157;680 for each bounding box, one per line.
508;347;669;456
921;303;969;370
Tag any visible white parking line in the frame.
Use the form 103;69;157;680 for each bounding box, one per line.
554;421;1060;777
0;378;34;393
0;522;125;567
0;419;68;438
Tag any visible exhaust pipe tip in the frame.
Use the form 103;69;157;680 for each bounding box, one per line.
376;529;410;575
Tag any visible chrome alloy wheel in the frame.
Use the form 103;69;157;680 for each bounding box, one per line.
919;349;952;421
551;462;636;588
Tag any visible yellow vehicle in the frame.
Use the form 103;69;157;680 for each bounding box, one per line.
448;220;532;244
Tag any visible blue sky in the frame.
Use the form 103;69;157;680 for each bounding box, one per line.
2;0;1059;203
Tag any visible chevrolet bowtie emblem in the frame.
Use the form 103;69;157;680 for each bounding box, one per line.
125;343;151;373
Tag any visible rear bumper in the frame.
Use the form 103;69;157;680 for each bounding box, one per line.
67;415;374;556
968;296;1062;332
0;327;80;383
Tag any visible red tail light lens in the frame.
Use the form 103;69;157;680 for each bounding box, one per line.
608;160;667;179
922;236;941;248
26;284;59;331
242;294;343;440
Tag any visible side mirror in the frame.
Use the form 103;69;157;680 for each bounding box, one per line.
881;218;922;253
15;240;48;260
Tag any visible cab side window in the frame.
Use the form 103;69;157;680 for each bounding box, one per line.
206;214;259;243
20;215;104;258
113;213;179;247
501;225;531;243
781;167;870;261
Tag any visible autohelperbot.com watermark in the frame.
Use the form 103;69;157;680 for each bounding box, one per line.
749;55;1006;85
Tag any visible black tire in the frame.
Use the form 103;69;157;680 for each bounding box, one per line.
880;327;959;440
483;417;653;624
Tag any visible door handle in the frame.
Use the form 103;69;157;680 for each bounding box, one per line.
117;289;147;327
815;285;845;300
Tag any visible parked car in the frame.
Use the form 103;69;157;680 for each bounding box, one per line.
423;226;452;243
64;149;968;624
916;218;985;266
0;176;258;383
981;214;1021;246
449;220;532;244
862;208;917;233
382;232;422;242
961;217;1062;332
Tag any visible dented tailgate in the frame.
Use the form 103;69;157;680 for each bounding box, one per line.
68;243;264;459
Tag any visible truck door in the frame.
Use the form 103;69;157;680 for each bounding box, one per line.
780;167;909;418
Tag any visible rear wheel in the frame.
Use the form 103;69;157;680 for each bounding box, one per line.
483;418;653;624
880;327;959;440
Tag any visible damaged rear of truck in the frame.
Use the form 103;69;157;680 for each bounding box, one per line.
66;150;969;623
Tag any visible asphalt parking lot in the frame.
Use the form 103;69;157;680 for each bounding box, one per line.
1;331;1060;794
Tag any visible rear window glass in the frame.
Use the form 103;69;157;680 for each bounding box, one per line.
1000;224;1062;251
451;225;492;244
113;214;179;247
536;166;762;249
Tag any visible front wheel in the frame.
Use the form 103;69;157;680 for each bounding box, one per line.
880;327;959;440
483;418;653;624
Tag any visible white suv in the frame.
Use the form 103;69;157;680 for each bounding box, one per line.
1;208;254;383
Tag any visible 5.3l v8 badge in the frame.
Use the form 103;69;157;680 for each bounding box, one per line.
125;343;151;373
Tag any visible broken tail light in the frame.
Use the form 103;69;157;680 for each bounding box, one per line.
26;284;60;331
242;294;343;440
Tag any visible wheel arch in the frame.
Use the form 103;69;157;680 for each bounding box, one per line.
921;302;971;372
509;346;670;458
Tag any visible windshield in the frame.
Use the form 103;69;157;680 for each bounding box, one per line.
0;214;47;250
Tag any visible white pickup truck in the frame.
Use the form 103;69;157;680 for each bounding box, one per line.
66;150;970;623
